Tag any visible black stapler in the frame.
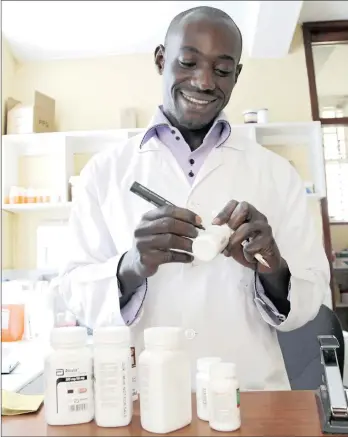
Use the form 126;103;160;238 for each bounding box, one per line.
316;335;348;434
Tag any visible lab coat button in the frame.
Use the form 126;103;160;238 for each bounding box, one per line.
185;329;197;340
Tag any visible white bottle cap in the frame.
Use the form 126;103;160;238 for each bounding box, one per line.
144;327;183;349
93;326;131;347
192;235;220;262
197;357;222;373
50;326;87;348
210;362;237;379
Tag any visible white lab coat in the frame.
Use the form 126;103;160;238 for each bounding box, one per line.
59;130;329;391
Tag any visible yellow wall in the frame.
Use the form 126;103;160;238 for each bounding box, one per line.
13;29;312;130
331;226;348;253
3;28;345;269
2;37;16;269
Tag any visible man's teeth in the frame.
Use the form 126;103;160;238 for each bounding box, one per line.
181;93;211;105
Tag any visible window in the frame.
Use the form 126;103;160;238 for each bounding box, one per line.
322;109;348;222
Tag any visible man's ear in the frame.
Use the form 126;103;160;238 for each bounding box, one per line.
154;44;165;75
235;64;243;83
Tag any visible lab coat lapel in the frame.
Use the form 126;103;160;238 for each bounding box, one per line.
138;137;191;202
191;146;224;190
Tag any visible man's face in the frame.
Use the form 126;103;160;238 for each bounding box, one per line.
156;16;242;130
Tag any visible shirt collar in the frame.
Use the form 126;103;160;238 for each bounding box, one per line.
139;106;231;150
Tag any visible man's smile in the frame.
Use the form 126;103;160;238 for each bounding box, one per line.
179;91;218;110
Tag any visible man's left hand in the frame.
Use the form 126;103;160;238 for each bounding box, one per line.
213;200;283;273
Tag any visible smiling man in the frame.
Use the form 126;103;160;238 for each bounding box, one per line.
59;6;329;390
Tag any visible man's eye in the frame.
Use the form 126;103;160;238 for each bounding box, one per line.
179;61;196;68
215;69;232;77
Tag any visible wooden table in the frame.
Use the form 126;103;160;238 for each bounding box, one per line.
2;391;328;436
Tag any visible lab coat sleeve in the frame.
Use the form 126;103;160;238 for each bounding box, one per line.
58;160;146;330
254;164;330;332
254;276;287;325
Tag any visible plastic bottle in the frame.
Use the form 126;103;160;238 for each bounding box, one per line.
192;224;231;262
1;304;25;342
209;362;241;432
9;186;19;204
139;327;192;434
44;327;94;426
93;326;133;428
196;357;222;421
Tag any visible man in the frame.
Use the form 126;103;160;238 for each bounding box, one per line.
59;6;329;390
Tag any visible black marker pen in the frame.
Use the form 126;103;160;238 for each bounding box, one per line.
130;181;205;230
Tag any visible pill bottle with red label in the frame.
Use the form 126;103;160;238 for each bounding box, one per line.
44;326;94;425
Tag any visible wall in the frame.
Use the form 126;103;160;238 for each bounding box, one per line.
2;37;16;269
331;226;348;253
4;28;329;268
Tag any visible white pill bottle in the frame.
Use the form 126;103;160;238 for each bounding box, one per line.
196;357;222;421
93;326;133;427
44;326;94;426
209;362;241;432
192;224;231;262
139;327;192;434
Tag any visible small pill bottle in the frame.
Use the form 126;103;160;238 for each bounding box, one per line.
243;110;258;123
44;326;94;426
192;224;231;262
209;362;241;432
93;326;133;428
196;357;222;421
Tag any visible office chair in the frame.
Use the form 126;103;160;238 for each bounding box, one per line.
277;304;345;390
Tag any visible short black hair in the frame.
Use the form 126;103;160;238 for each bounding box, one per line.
164;6;243;54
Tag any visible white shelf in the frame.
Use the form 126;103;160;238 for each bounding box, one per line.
2;129;145;155
2;202;72;213
254;121;321;146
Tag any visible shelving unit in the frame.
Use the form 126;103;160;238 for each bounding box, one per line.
2;128;144;214
1;122;326;215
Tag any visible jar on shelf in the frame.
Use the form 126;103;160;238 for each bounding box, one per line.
242;110;258;124
9;186;20;204
69;176;82;202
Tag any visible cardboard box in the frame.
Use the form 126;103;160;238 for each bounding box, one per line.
6;91;55;134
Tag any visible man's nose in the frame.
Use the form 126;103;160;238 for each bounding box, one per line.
191;68;215;91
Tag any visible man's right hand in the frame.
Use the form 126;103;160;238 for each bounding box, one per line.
120;206;202;282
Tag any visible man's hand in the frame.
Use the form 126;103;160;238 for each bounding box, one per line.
213;200;282;273
213;200;291;315
119;206;201;287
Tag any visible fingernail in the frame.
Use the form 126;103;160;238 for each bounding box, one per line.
196;216;202;225
212;217;220;225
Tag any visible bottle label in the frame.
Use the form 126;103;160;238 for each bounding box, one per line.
55;367;90;414
95;360;129;417
131;346;137;399
211;389;240;424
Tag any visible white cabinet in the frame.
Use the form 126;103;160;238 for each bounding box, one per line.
1;122;326;215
